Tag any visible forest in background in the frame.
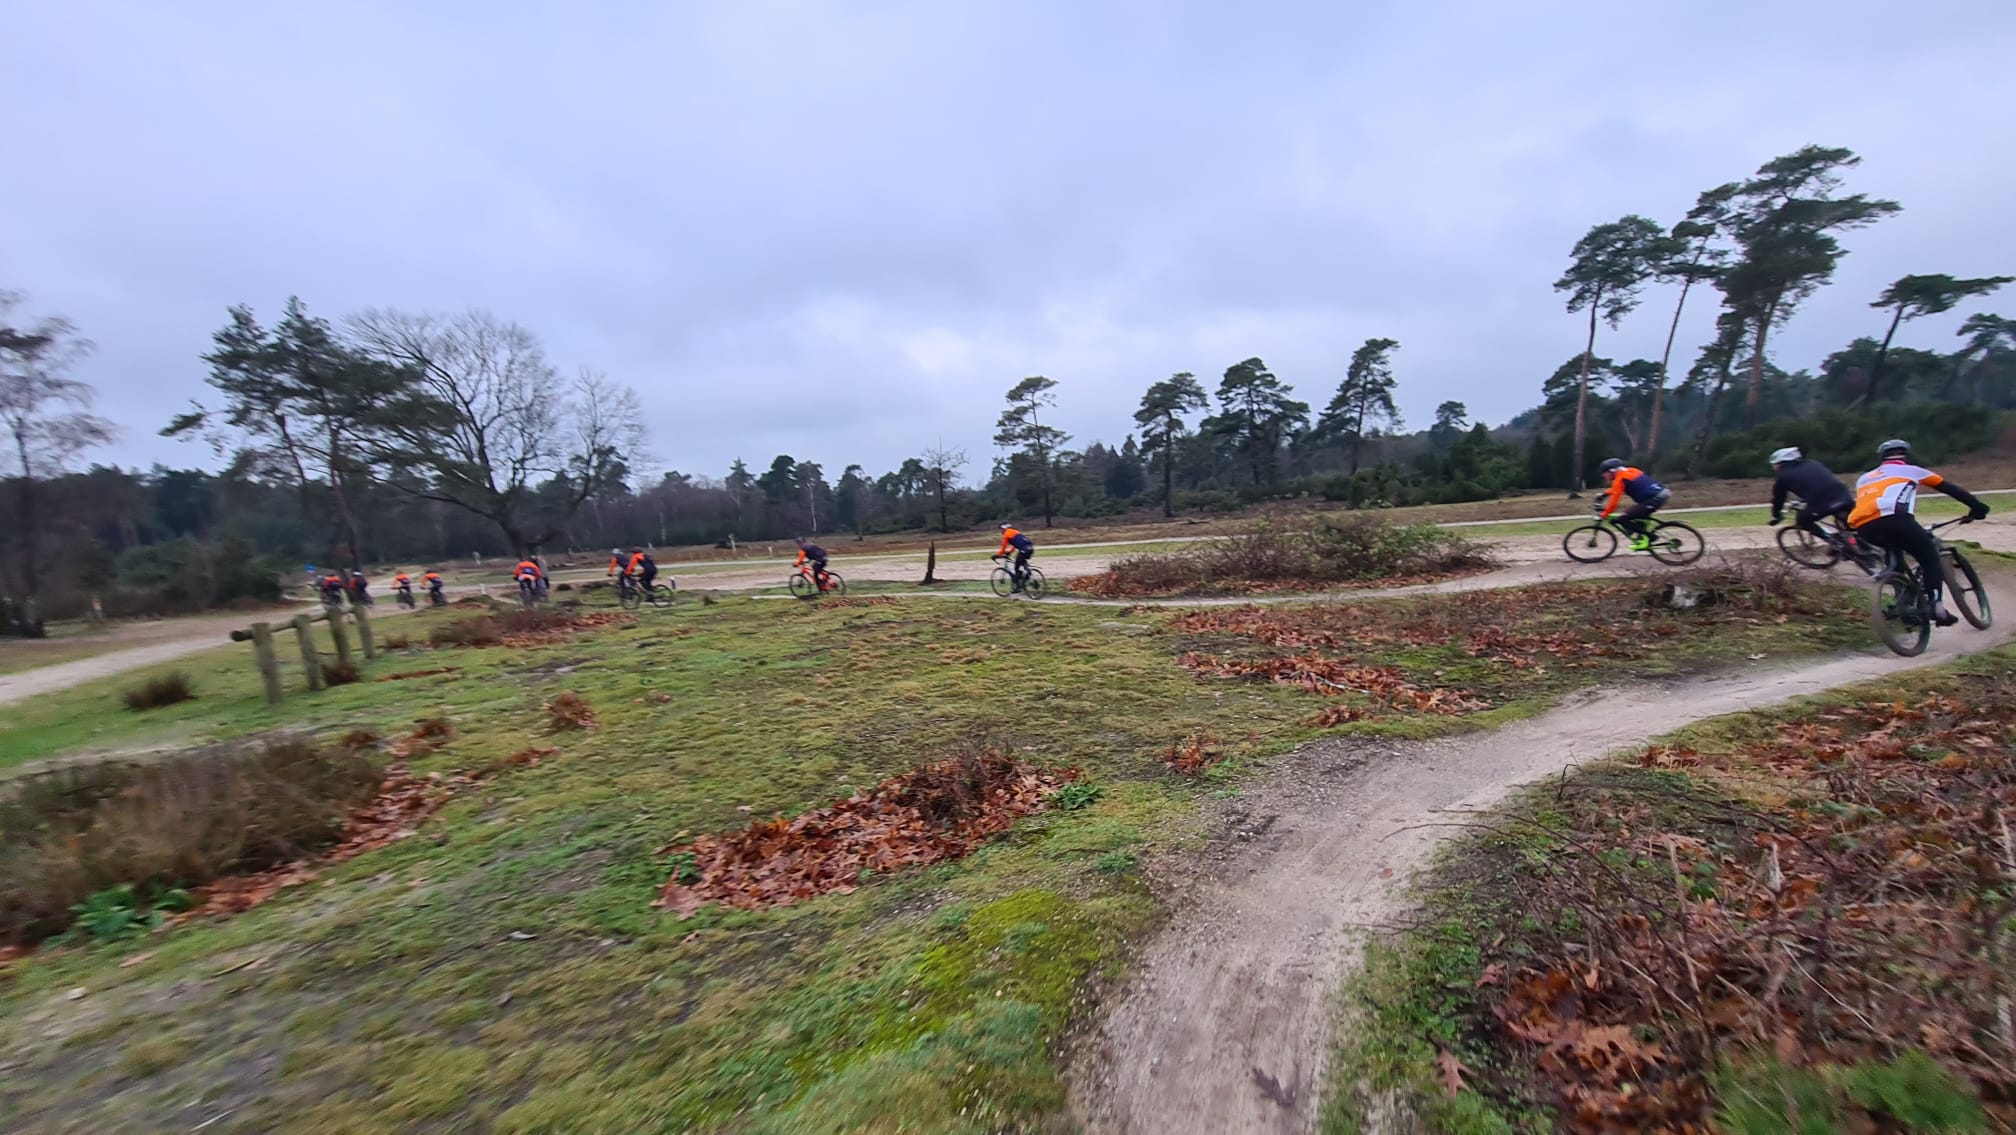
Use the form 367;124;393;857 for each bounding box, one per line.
3;144;2011;621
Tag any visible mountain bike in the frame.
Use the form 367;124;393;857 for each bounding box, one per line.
428;586;447;607
1561;514;1705;566
395;585;416;609
787;564;845;599
517;577;546;608
617;574;677;609
1774;502;1883;576
1869;517;1992;657
989;554;1046;598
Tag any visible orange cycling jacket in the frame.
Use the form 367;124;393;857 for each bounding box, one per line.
1598;467;1656;518
997;527;1024;555
514;560;543;581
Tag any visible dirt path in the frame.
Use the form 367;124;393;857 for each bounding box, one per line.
0;603;429;708
1070;585;2016;1135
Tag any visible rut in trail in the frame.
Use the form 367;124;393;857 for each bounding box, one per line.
1070;611;2016;1135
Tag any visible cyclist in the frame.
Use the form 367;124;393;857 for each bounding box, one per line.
1767;447;1856;545
320;572;346;605
423;570;445;604
794;537;832;591
1849;439;1992;627
513;556;546;601
627;547;658;593
347;570;371;605
606;547;626;578
1595;459;1671;551
997;522;1036;592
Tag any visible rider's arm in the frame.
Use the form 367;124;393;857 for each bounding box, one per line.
997;533;1011;555
1598;477;1626;518
795;548;807;566
1930;476;1989;516
1769;477;1788;521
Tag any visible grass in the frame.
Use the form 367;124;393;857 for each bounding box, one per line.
1323;644;2016;1134
0;580;1871;1133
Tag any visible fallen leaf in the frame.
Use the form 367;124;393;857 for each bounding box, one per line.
1436;1049;1470;1096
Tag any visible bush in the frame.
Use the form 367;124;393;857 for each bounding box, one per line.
1076;513;1499;597
428;607;572;647
0;736;384;946
121;671;196;711
1699;405;2005;479
322;661;361;686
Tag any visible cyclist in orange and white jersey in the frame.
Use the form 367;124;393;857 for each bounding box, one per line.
1849;439;1991;626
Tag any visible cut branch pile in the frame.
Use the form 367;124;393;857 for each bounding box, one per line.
1177;650;1487;714
654;747;1078;918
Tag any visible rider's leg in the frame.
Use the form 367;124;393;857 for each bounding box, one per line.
1860;514;1950;617
1014;550;1032;590
1616;502;1655;543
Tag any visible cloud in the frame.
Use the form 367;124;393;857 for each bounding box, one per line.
4;0;2012;482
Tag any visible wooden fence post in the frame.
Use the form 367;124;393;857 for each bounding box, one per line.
328;607;353;669
353;604;376;660
293;613;325;691
250;622;283;705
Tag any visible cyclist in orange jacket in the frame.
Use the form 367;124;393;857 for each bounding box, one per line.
423;570;445;604
1595;458;1672;551
794;537;832;590
997;523;1035;593
1849;438;1991;626
513;557;546;599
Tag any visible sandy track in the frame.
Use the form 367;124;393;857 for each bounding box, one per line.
1070;582;2015;1135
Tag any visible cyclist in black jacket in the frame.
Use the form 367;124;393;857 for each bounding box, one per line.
1767;447;1855;543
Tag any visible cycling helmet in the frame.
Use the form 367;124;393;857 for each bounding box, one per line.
1599;458;1625;473
611;547;621;555
1769;446;1801;466
999;522;1012;531
1877;438;1911;459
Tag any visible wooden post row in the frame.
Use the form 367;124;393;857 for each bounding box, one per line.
293;613;325;691
250;621;283;706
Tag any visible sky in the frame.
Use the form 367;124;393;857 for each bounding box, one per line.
5;0;2015;485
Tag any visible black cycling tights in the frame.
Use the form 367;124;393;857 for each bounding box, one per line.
1856;513;1945;601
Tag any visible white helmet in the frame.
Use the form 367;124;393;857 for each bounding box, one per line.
612;547;622;555
999;522;1012;531
1769;446;1801;466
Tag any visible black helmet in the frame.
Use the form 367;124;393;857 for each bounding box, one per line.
1599;458;1625;473
1878;438;1910;459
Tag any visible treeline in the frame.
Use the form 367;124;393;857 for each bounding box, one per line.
3;141;2011;621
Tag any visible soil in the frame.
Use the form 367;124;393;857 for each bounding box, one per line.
1066;574;2016;1135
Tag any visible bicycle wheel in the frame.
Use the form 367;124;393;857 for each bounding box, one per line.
648;584;675;608
990;567;1015;597
1776;524;1838;570
1562;524;1617;563
1023;567;1046;598
1647;521;1705;566
1871;572;1930;657
788;574;816;600
1943;548;1992;629
821;571;846;596
619;583;642;610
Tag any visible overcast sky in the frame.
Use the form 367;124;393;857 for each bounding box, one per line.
6;1;2014;484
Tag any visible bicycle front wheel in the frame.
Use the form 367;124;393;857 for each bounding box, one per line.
1944;549;1992;629
648;584;675;608
990;567;1016;597
788;574;816;599
619;584;642;610
1776;525;1838;570
1023;567;1046;598
1871;572;1930;657
1647;521;1705;566
1562;524;1617;564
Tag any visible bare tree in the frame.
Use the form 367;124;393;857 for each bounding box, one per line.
348;309;646;554
919;441;967;532
0;291;116;601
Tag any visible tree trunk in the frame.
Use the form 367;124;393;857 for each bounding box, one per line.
1860;305;1906;407
922;541;938;584
936;479;948;533
1687;346;1739;477
1571;300;1598;495
15;466;39;600
1649;275;1694;457
1744;303;1777;420
1040;456;1053;528
1161;434;1175;518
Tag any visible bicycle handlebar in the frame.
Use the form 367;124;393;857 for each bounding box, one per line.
1928;516;1977;532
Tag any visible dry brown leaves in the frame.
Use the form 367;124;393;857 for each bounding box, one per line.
1177;650;1487;715
1069;566;1489;599
1162;734;1223;775
821;596;898;608
388;716;456;759
544;690;598;731
654;748;1077;918
170;764;483;923
1477;682;2016;1131
499;611;632;648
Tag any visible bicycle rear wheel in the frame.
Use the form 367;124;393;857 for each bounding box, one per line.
788;574;816;599
1023;567;1046;598
1871;572;1930;657
1647;521;1705;566
1776;525;1838;570
1944;548;1992;629
821;571;846;596
648;584;675;608
989;567;1015;597
1562;524;1617;563
619;583;642;610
